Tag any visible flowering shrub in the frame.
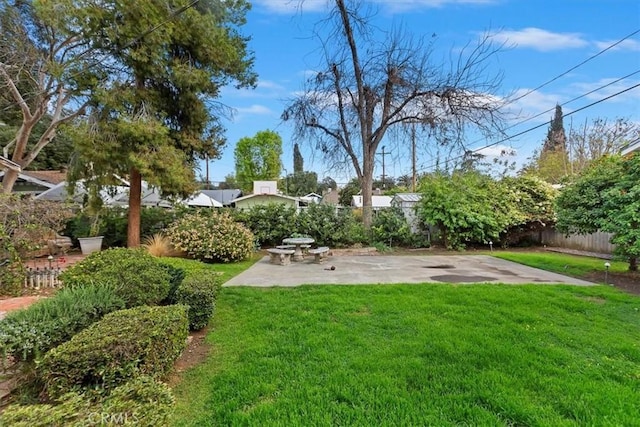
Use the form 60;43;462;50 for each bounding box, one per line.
167;211;254;263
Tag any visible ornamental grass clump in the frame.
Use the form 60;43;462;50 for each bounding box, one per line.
167;211;254;263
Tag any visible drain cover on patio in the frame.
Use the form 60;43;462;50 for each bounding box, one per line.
424;265;455;269
431;274;495;283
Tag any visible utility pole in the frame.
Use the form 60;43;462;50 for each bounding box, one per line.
205;154;210;190
411;124;417;192
379;145;389;188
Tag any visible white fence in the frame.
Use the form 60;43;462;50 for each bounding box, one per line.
537;230;615;254
24;267;63;289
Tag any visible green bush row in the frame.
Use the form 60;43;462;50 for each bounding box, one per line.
0;284;125;361
232;203;425;248
0;376;174;427
59;248;171;307
39;304;189;399
232;203;368;248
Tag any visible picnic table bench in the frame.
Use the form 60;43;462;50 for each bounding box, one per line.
267;248;295;265
308;246;330;263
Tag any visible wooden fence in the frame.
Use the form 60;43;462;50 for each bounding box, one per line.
536;230;615;254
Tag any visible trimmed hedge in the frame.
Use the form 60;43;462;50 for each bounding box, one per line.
0;376;174;427
174;272;219;330
39;305;189;399
0;285;125;361
59;248;171;307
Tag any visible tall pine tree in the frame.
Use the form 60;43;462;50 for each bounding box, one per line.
543;104;566;152
293;143;304;173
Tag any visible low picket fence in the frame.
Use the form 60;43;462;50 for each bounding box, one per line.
24;266;63;289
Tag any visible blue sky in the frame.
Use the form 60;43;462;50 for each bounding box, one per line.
203;0;640;185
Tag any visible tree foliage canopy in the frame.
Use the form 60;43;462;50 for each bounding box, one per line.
416;172;557;250
234;130;283;192
556;154;639;271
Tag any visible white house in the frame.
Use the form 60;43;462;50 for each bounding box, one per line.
229;181;301;211
351;195;393;210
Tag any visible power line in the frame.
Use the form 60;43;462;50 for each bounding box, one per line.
416;81;640;173
505;28;640;106
503;68;640;134
405;29;640;176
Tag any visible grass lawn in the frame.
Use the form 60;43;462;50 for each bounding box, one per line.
170;283;640;426
492;251;629;278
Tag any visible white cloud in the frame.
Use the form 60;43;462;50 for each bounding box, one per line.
505;89;564;123
570;78;640;103
234;104;274;115
594;38;640;52
491;27;588;51
252;0;498;14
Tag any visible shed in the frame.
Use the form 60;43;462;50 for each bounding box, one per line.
391;193;423;233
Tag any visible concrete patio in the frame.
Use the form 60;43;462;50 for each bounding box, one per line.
224;254;596;287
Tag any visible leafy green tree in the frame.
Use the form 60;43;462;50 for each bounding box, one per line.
338;178;361;207
68;0;255;246
544;104;567;153
522;104;569;184
416;172;511;250
317;176;338;194
499;175;557;245
284;171;318;197
216;174;239;190
556;154;639;271
234;130;283;193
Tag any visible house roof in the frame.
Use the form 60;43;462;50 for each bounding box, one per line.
351;195;393;208
201;189;242;205
231;193;300;204
186;192;223;208
622;138;640;156
392;193;422;203
0;170;63;190
21;170;67;185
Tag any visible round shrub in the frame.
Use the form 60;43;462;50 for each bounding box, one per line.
173;272;219;330
167;211;254;263
59;248;171;307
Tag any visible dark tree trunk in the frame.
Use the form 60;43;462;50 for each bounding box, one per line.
630;256;638;272
127;167;142;247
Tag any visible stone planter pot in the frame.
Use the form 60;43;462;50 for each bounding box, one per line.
78;236;104;255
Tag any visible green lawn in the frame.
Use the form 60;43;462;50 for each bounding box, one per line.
170;283;640;426
492;251;629;279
